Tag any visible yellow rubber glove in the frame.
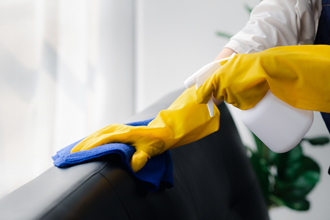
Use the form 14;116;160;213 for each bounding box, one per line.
196;45;330;113
70;87;220;172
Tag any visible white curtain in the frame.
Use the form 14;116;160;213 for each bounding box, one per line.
0;0;135;198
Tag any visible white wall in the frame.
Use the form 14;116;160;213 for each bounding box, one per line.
135;0;330;219
135;0;253;112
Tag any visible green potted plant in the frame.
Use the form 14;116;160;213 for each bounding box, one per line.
247;134;328;210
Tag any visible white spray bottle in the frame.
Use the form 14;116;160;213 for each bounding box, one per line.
240;90;313;153
184;56;314;153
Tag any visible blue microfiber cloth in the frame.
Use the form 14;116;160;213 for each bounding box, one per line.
52;118;173;192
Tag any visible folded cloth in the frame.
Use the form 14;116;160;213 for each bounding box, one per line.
52;119;174;192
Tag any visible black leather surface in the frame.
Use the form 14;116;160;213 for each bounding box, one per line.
0;89;269;220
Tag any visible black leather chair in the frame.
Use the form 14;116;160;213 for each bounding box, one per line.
0;89;269;220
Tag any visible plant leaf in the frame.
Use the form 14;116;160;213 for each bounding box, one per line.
283;198;310;211
249;151;270;200
251;133;278;164
275;169;319;199
267;149;277;165
252;133;264;155
268;195;285;207
215;31;233;39
303;137;329;146
276;145;303;180
274;156;320;201
244;3;253;13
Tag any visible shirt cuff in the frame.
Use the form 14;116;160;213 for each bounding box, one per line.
224;39;258;54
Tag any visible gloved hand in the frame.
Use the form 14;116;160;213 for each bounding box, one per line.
70;87;220;172
196;45;330;113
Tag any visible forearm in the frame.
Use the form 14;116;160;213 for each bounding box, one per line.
211;0;318;105
225;0;316;54
198;45;330;113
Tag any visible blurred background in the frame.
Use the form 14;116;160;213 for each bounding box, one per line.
0;0;329;219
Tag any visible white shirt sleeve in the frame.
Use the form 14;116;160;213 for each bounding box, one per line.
225;0;322;54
